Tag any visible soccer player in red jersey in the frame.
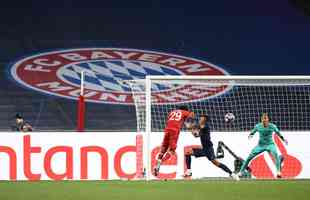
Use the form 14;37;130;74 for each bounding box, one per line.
154;105;194;176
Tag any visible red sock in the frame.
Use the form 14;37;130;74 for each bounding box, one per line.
157;152;164;160
162;152;172;162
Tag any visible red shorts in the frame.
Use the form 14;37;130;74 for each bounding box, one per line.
161;129;180;151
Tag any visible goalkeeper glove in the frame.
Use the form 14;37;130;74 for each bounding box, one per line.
279;135;288;145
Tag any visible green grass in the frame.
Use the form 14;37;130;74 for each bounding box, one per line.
0;180;309;200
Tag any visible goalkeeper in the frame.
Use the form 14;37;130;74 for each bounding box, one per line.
237;113;288;178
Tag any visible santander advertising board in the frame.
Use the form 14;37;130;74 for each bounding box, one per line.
0;132;307;180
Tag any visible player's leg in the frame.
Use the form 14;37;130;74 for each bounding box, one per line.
157;131;170;160
210;159;239;180
239;145;265;175
157;146;168;161
183;146;203;177
154;131;170;176
154;132;180;176
161;149;174;162
205;146;238;180
185;148;193;170
206;146;231;175
161;131;180;162
184;148;194;177
267;144;282;178
210;159;233;175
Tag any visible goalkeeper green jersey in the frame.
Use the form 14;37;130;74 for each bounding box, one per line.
250;123;283;145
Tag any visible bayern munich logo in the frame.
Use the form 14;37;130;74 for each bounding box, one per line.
9;48;231;105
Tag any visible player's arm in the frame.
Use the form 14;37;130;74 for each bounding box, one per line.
189;123;200;137
273;124;288;145
184;118;195;129
189;111;194;119
248;124;258;139
183;113;199;137
184;111;194;120
184;110;195;129
184;120;200;138
25;123;33;131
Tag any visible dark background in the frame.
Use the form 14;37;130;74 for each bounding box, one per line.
0;0;309;131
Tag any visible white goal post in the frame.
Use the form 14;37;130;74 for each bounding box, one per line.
127;75;310;180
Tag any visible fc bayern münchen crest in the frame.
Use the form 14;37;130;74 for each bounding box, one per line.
9;48;231;105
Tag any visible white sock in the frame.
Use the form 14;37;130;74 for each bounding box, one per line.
156;159;162;169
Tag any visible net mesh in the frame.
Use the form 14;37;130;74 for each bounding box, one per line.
126;78;310;132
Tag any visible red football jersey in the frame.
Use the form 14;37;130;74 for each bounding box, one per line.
165;109;192;132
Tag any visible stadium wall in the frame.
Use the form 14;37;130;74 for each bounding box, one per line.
0;132;308;180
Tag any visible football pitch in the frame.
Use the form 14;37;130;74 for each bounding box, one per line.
0;180;309;200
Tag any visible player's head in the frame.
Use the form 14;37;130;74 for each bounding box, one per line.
199;114;209;125
261;113;269;124
177;105;189;111
15;113;24;124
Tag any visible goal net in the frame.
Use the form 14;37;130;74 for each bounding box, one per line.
127;76;310;180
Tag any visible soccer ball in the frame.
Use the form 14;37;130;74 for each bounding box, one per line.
224;113;235;123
